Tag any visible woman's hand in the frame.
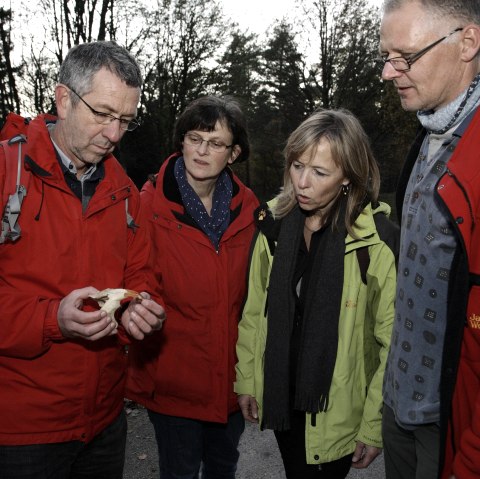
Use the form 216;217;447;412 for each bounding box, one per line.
238;394;259;423
351;441;382;469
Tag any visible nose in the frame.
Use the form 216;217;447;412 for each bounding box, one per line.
197;139;209;154
382;61;403;81
102;119;124;144
297;169;310;189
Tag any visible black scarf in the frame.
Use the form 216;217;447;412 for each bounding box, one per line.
262;203;346;431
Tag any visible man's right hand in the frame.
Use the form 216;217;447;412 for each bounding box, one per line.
58;287;116;341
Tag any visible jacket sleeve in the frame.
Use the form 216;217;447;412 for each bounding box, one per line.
138;177;163;301
452;387;480;478
0;145;63;358
451;321;480;477
116;179;164;344
123;182;156;295
356;242;396;448
234;231;269;397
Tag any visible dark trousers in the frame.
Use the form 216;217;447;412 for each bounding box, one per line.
382;404;440;479
0;411;127;479
274;410;353;479
148;409;245;479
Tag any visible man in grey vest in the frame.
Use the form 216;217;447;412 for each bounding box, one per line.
378;1;480;478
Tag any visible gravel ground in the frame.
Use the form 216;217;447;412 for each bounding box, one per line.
123;402;386;479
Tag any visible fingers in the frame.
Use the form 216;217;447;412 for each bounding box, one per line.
59;289;166;342
122;295;166;340
351;443;381;469
58;287;115;340
238;395;259;424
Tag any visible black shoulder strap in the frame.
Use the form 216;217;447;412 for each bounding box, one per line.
356;246;370;286
356;209;400;286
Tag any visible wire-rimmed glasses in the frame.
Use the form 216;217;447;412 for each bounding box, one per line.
68;87;140;132
377;27;464;72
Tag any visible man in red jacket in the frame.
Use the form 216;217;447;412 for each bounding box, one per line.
0;41;165;479
378;1;480;478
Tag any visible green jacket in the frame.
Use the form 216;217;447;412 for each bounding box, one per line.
235;201;397;463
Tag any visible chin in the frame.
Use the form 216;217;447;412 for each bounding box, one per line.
400;98;419;112
297;203;314;212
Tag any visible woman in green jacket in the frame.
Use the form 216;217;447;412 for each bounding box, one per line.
235;109;397;479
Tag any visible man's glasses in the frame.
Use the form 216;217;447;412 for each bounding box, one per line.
183;133;233;153
377;27;463;72
68;87;140;132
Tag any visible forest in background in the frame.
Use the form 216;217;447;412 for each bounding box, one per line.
0;0;418;209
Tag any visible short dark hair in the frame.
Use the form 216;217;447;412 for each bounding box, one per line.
58;40;142;98
173;96;250;162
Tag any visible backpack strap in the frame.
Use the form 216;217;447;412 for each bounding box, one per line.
0;134;29;243
355;207;401;286
356;246;370;286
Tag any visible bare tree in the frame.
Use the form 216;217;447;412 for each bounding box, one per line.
212;30;262;188
301;0;381;109
0;8;21;118
123;0;228;185
39;0;116;64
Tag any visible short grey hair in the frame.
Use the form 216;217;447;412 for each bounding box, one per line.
382;0;480;25
58;41;142;97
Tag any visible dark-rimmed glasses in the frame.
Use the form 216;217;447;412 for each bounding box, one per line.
68;87;140;132
183;133;233;153
377;27;464;72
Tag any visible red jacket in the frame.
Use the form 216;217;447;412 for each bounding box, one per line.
126;154;258;423
0;114;153;445
439;109;480;479
397;108;480;479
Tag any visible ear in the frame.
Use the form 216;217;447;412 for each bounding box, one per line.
55;84;72;120
460;24;480;62
227;145;241;165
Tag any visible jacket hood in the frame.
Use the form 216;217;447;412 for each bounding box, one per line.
256;199;392;254
145;153;258;239
346;201;392;252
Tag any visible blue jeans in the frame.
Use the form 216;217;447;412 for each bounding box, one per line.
0;411;127;479
148;410;245;479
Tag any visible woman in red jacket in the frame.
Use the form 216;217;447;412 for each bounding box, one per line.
126;96;259;478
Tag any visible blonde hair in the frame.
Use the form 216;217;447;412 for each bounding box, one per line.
271;108;380;237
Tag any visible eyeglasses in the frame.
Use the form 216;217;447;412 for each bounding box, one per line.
183;133;233;153
377;27;463;72
68;87;140;132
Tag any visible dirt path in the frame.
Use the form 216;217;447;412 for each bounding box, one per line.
123;402;386;479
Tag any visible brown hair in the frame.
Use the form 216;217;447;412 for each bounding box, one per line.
173;96;250;162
